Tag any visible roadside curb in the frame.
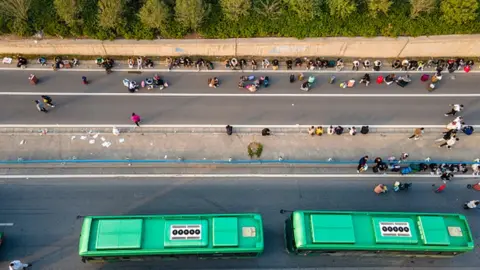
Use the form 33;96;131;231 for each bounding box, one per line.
1;67;479;74
0;125;476;135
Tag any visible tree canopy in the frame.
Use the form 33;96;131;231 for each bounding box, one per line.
1;0;480;40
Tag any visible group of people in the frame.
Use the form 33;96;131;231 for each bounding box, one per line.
407;104;472;149
237;75;270;92
168;57;213;71
128;56;154;69
308;125;369;136
34;96;55;113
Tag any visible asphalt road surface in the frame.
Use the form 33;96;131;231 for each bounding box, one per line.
0;71;479;125
0;177;478;269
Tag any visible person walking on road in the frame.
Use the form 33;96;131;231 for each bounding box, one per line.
9;260;32;270
35;100;47;113
357;155;369;173
439;137;459;149
131;113;141;127
435;130;456;142
408;127;424;140
41;95;55;107
464;200;479;209
432;182;447;193
445;104;464;116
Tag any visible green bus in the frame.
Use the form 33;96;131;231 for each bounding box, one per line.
79;213;264;263
284;210;474;258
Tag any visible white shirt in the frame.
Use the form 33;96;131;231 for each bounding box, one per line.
9;260;27;270
453;116;463;123
453;104;463;112
447;137;457;146
467;200;479;208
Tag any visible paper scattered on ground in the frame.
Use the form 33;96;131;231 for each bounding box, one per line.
80;136;87;140
93;133;99;139
89;139;95;144
119;138;125;143
102;142;112;148
20;140;25;145
101;137;106;142
71;136;76;140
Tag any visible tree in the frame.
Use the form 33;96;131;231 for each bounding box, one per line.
97;0;126;29
409;0;437;18
175;0;209;31
286;0;323;21
0;0;31;33
440;0;479;25
219;0;251;21
326;0;357;20
253;0;284;18
138;0;171;32
54;0;83;26
366;0;392;17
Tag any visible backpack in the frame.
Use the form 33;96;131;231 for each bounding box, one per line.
289;74;295;83
463;125;474;135
335;126;343;135
372;166;379;173
360;126;369;134
401;167;413;175
391;164;401;172
409;163;421;172
226;125;233;135
262;128;271;136
421;74;429;82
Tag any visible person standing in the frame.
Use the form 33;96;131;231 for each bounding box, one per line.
445;104;464;116
9;260;32;270
131;113;141;127
408;127;424;140
439;137;459;149
357;155;369;173
464;200;479;209
35;100;47;113
41;95;55;107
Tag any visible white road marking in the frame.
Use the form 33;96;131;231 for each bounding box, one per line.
0;223;14;226
1;67;480;74
1;92;480;97
0;124;477;128
0;174;478;179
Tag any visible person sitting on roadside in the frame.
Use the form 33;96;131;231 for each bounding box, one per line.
308;126;315;136
385;74;395;85
315;126;323;136
374;184;388;194
327;125;334;135
392;59;401;69
360;73;371;86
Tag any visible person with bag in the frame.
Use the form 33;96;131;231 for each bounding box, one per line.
464;200;479;209
357;156;369;173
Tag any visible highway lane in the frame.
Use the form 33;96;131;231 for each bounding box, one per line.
0;177;478;269
0;95;478;125
1;70;480;95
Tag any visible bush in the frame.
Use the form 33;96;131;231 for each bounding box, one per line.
1;0;480;39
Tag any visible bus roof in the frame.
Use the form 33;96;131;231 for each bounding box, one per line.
292;210;474;252
79;213;263;257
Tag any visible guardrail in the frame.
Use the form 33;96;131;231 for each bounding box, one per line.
0;125;475;134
